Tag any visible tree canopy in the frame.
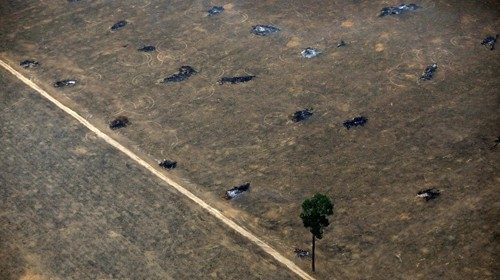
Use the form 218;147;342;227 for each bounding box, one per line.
300;193;334;239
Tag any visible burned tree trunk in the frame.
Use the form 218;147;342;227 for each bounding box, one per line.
312;234;316;272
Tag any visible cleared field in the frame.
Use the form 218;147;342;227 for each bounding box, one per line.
1;0;499;279
0;70;298;279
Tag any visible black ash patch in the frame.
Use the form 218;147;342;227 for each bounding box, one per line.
162;66;197;83
159;159;177;170
343;116;367;129
225;183;250;200
109;116;129;130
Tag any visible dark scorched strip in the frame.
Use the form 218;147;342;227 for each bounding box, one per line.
343;116;367;129
162;66;197;83
218;75;255;85
111;20;127;31
138;45;156;52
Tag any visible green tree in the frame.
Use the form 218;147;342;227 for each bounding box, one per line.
300;193;333;272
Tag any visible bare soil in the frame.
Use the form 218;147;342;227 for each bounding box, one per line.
1;0;499;279
0;70;297;279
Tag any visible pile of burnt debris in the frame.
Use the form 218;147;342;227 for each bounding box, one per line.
17;1;498;207
138;45;155;52
159;159;177;170
294;248;310;258
481;35;498;50
343;116;367;129
53;79;77;88
109;116;129;130
379;4;420;17
417;188;440;201
20;59;39;68
301;48;321;59
292;108;313;123
218;75;255;85
420;63;438;81
110;20;127;31
251;25;280;36
162;66;197;83
207;6;224;17
225;183;250;200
